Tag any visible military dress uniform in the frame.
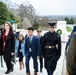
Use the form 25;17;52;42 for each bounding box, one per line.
42;22;61;75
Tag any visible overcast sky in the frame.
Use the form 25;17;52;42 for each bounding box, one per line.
11;0;76;16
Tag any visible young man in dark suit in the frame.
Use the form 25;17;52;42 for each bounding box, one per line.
37;29;43;72
25;27;40;75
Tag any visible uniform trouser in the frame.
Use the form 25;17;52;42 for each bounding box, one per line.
4;59;13;71
46;68;53;75
25;53;38;73
39;56;43;70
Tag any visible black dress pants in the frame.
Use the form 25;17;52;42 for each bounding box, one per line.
4;59;13;70
39;56;43;70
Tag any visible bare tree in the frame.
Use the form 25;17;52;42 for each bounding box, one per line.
17;3;36;26
38;17;50;26
22;17;32;29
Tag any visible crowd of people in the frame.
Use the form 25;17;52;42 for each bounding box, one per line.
0;21;76;75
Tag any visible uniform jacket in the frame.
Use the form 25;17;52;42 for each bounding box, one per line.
0;31;15;59
15;40;25;56
25;35;40;57
67;32;76;75
42;31;61;71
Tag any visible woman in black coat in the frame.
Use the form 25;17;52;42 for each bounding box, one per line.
0;21;15;74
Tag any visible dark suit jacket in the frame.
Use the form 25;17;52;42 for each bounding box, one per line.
25;35;40;57
37;36;43;56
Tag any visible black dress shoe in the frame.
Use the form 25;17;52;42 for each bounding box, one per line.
10;64;14;72
40;69;42;72
10;68;13;72
5;70;11;74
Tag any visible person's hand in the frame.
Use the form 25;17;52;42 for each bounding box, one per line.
11;52;14;56
37;56;40;59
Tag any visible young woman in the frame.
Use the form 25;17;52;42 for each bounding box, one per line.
0;21;15;74
15;34;25;70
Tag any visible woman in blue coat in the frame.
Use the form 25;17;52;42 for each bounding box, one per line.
15;34;25;70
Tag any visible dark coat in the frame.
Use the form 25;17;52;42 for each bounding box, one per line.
36;35;43;56
65;26;76;55
67;32;76;75
0;31;15;59
0;33;1;55
42;31;61;72
25;35;40;57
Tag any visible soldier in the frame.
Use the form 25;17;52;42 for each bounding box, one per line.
42;22;61;75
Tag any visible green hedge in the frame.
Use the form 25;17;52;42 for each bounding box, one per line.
66;26;72;32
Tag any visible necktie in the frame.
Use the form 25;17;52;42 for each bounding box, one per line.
30;37;32;43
